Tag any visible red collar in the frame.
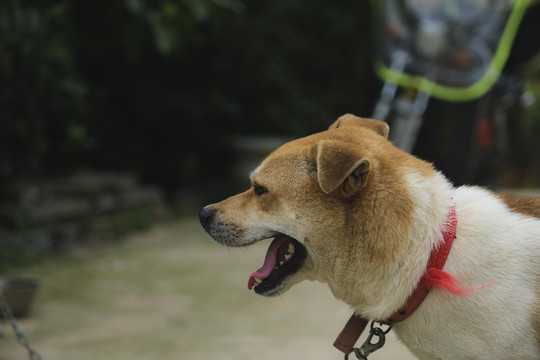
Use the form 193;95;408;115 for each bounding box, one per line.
334;205;459;354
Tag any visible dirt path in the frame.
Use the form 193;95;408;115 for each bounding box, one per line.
1;218;416;360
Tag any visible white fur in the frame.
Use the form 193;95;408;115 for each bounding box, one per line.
389;178;540;359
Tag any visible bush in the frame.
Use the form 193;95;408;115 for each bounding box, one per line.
0;0;375;194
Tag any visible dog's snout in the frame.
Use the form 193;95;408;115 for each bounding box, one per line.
199;205;215;229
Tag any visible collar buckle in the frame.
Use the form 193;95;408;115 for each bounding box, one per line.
344;321;393;360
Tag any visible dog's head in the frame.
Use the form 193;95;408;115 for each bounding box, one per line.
200;115;419;298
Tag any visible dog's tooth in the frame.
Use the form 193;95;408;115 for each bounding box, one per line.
279;261;284;266
284;254;292;261
288;243;295;254
254;278;262;284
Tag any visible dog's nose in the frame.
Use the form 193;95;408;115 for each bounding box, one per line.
199;205;214;229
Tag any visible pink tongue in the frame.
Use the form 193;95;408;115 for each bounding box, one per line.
248;236;289;290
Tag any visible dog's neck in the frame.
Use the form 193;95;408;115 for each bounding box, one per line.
327;171;455;320
333;202;458;354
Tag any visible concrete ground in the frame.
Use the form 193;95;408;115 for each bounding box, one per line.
0;218;416;360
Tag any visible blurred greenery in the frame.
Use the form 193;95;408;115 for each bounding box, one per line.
1;0;539;271
0;1;89;179
0;0;375;195
1;0;539;198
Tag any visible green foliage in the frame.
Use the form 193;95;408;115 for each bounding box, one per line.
115;208;153;236
0;0;91;180
523;78;540;166
124;0;245;55
0;0;375;192
0;231;40;273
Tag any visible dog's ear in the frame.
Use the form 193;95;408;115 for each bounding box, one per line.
316;140;370;197
328;114;389;139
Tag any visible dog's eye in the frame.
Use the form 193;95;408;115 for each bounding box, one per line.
253;183;268;197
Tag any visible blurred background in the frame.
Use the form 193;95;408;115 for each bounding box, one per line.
0;0;378;270
0;1;539;359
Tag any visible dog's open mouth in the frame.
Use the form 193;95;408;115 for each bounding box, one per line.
247;235;306;296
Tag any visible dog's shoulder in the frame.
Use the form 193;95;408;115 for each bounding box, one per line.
496;192;540;219
454;186;540;220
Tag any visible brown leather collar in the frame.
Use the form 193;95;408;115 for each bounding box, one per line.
333;205;458;354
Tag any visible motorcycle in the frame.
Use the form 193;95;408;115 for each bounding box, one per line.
370;0;530;186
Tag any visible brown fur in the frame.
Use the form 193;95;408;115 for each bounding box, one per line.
212;115;434;274
256;117;426;267
497;193;540;219
535;280;540;345
331;114;390;138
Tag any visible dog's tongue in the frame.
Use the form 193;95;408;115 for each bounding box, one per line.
248;236;289;290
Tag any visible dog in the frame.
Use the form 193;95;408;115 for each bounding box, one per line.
199;114;540;359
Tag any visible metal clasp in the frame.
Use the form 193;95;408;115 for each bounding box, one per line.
345;321;392;360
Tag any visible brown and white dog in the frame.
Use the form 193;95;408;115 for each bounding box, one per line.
199;114;540;359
